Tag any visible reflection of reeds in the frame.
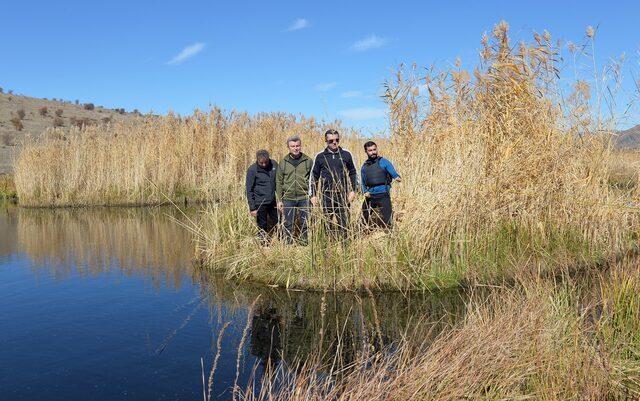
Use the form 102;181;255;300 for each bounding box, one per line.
236;264;640;400
11;207;196;288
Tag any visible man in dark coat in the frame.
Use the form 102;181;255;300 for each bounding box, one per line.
246;149;278;243
309;129;358;240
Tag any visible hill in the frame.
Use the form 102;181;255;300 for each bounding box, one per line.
0;91;144;173
613;124;640;149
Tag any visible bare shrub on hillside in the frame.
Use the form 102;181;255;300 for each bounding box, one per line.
83;103;95;110
1;133;15;146
53;117;64;127
16;109;26;119
10;117;23;131
70;117;94;128
39;107;48;117
55;109;63;117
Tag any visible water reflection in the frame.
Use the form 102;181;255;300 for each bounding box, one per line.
0;203;469;399
1;204;195;288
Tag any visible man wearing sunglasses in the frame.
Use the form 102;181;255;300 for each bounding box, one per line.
309;129;358;240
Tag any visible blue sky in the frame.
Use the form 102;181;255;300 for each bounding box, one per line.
1;0;639;133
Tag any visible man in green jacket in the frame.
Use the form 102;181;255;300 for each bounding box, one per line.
276;135;313;244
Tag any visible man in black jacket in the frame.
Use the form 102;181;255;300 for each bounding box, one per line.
309;129;358;240
246;150;278;244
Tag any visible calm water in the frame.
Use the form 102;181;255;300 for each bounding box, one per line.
0;205;467;401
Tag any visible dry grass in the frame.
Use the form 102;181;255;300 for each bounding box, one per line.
194;22;637;290
14;110;352;206
11;21;640;291
231;263;640;401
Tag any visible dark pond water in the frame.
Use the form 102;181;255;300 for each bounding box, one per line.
0;204;468;401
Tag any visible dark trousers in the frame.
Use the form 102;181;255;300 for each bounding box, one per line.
362;192;393;230
321;191;350;240
282;199;309;244
256;201;278;242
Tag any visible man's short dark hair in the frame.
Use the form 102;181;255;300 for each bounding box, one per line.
324;129;340;139
256;149;270;161
363;141;377;150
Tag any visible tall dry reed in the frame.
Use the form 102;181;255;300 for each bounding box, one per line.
14;110;355;206
194;22;636;290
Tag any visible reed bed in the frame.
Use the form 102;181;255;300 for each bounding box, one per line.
195;23;637;290
14;111;354;206
233;263;640;401
12;22;639;290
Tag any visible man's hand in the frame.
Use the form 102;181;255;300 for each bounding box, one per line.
364;192;371;198
310;196;318;206
395;177;402;183
347;191;356;203
277;201;284;212
250;210;258;217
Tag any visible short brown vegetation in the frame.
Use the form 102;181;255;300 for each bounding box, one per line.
53;117;64;127
10;117;23;131
16;109;26;120
55;109;63;117
39;106;48;117
1;133;15;146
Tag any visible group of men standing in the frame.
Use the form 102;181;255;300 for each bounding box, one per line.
245;129;401;245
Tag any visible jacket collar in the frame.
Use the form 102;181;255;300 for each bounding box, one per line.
285;152;309;163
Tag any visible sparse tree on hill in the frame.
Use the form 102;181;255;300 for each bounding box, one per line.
10;117;23;131
75;99;79;105
0;87;3;94
83;103;95;110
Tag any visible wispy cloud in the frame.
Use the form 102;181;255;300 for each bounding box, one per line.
350;34;389;52
285;18;310;32
167;42;205;65
314;82;338;92
340;90;362;98
339;107;386;120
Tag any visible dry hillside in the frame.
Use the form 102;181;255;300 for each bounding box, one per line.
0;91;145;173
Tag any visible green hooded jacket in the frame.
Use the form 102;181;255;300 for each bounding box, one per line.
276;153;313;201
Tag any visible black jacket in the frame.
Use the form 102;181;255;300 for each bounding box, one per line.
246;159;278;211
309;147;358;196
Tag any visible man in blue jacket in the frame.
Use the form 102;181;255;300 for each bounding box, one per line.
246;149;279;244
360;141;401;230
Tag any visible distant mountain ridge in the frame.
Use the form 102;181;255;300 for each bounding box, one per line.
614;125;640;149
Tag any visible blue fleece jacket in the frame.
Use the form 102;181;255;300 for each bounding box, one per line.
360;157;400;195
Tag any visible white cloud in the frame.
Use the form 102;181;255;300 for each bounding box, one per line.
340;90;362;98
314;82;338;92
350;34;389;52
285;18;310;32
167;42;205;65
339;107;386;120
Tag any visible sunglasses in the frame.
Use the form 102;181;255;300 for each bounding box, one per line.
326;139;340;144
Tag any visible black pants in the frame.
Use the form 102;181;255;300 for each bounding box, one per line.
256;201;278;242
362;193;393;230
322;192;350;240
